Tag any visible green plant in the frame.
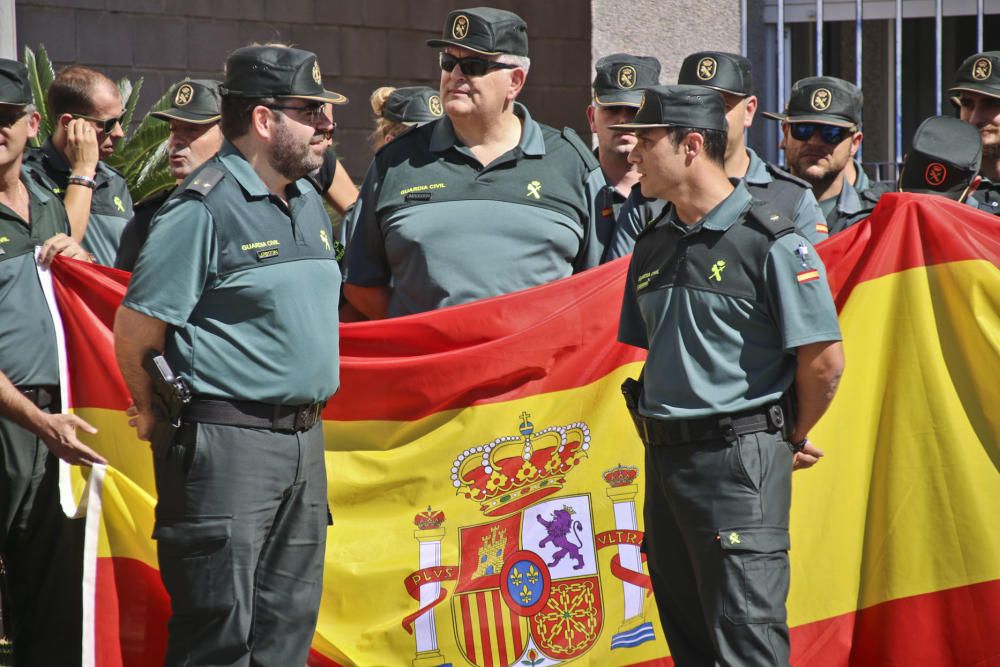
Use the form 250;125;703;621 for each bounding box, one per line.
21;44;174;202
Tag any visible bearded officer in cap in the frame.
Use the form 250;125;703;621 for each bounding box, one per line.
613;84;844;667
114;45;343;666
950;51;1000;215
344;6;606;318
114;79;223;271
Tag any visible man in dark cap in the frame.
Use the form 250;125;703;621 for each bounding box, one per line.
24;65;133;265
114;45;343;666
605;51;828;261
899;116;982;203
344;6;606;318
587;53;660;255
0;57;103;667
950;51;1000;214
614;84;844;667
764;76;884;235
114;79;223;271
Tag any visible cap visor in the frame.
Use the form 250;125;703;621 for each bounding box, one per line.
948;84;1000;100
901;187;966;201
761;111;855;127
426;38;504;56
607;122;675;130
150;109;221;124
593;91;644;107
691;83;751;97
287;90;349;105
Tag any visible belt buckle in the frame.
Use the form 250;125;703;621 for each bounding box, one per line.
297;403;322;432
718;416;736;442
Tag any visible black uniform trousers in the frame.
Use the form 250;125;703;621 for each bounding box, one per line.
0;395;84;667
643;429;793;667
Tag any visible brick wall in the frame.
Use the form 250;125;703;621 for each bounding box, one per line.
15;0;592;179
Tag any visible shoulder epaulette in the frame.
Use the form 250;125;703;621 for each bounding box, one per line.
561;127;600;171
635;197;671;242
763;162;811;190
181;166;226;198
747;201;796;239
24;163;60;193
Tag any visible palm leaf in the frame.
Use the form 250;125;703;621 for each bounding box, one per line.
34;45;55;140
22;45;50;147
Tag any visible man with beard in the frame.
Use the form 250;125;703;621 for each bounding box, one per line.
345;7;606;318
114;79;223;271
764;76;884;235
113;45;343;666
950;51;1000;215
25;66;133;265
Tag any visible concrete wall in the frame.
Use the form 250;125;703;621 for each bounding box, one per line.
14;0;591;179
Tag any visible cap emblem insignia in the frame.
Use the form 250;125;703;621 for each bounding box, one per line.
312;61;322;85
174;83;194;107
452;15;470;40
697;57;717;81
811;88;832;111
925;162;948;187
973;57;992;81
617;65;637;89
428;95;443;116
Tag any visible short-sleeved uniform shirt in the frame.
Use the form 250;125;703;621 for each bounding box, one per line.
26;139;133;267
345;103;606;317
968;177;1000;216
618;182;841;420
0;169;70;386
114;187;172;272
820;160;889;235
123;142;341;405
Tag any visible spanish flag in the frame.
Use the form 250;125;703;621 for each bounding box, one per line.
50;192;998;666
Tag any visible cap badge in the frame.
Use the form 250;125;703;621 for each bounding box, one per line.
925;162;948;187
174;83;194;107
312;61;322;85
617;65;637;89
811;88;832;111
452;14;470;40
697;57;718;81
428;94;443;116
973;57;992;81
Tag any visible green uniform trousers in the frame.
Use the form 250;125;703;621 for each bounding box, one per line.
643;429;793;667
0;405;85;667
153;420;328;667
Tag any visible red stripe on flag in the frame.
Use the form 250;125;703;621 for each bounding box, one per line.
491;591;508;667
476;591;494;667
95;557;169;667
460;594;476;665
306;648;347;667
509;597;523;657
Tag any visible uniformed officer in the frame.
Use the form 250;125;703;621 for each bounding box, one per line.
25;66;134;265
764;76;885;235
0;57;103;667
950;51;1000;215
605;51;828;260
898;116;982;203
113;45;343;666
586;53;661;258
344;6;606;318
612;85;844;667
114;79;223;271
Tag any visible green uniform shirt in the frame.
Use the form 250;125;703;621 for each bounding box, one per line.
968;177;1000;215
123;142;341;404
345;103;605;317
114;187;172;272
25;139;134;267
0;169;69;386
618;182;841;419
744;148;828;244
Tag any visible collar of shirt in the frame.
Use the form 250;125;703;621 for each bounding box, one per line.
742;147;772;186
429;101;546;158
660;180;752;234
218;140;309;201
21;166;56;206
852;159;871;192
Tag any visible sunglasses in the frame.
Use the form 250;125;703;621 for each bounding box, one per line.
265;102;332;125
0;107;29;129
789;123;855;145
439;53;519;77
73;112;125;134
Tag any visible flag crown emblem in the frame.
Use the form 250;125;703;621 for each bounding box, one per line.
451;412;591;517
413;506;445;530
602;463;638;487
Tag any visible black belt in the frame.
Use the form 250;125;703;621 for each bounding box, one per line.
634;403;788;447
183;398;326;433
18;385;59;410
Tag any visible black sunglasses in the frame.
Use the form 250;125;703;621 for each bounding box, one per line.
0;107;29;129
73;112;125;134
439;53;519;77
265;102;331;125
789;123;855;145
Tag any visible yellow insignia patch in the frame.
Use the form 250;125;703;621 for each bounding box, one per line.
526;180;542;199
319;229;332;252
811;88;833;111
729;531;741;545
312;61;322;85
709;259;726;282
0;236;9;243
697;57;717;81
113;196;125;213
174;83;194;107
452;14;470;40
428;95;443;117
617;65;637;89
973;57;992;81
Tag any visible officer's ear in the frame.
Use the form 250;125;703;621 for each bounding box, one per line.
251;104;277;140
506;66;527;103
586;105;597;133
684;131;705;163
58;113;74;130
849;128;863;157
779;121;788;151
743;95;758;127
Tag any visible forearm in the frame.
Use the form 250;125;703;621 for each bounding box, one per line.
113;306;167;412
0;371;50;434
325;160;359;215
791;340;845;442
63;185;94;242
343;283;390;320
